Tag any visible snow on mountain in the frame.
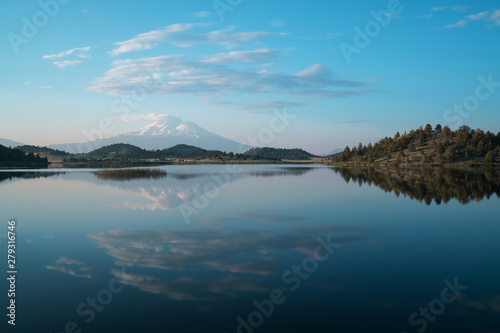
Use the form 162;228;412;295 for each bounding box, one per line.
49;115;252;154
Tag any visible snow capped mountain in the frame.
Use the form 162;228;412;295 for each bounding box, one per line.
49;115;252;154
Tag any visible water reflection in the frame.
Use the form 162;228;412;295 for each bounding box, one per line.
248;167;315;177
333;167;500;205
90;220;371;300
94;168;167;181
0;171;63;183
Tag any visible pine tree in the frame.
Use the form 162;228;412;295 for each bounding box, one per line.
485;151;494;164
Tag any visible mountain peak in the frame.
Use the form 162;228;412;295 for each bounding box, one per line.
49;114;252;153
136;115;184;136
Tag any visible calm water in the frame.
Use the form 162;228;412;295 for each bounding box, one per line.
1;165;499;333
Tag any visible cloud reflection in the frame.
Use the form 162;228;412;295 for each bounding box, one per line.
90;219;372;300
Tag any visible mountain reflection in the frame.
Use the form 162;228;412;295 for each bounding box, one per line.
333;167;500;205
249;167;315;177
0;171;63;184
90;221;371;300
93;167;315;211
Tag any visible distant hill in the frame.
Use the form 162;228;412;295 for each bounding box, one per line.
0;144;49;166
159;144;223;158
332;124;500;165
76;143;225;160
62;143;316;162
0;138;23;148
83;143;151;159
328;148;343;156
17;145;70;157
245;147;316;160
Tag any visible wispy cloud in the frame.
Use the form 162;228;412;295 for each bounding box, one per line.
442;20;468;29
203;48;280;64
431;6;448;12
43;46;91;68
87;55;371;102
43;46;91;59
108;24;278;56
441;8;500;28
53;60;83;68
193;11;211;18
107;113;166;122
451;6;470;12
46;256;92;279
207;100;307;113
299;33;341;41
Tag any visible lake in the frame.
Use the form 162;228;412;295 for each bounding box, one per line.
1;165;499;333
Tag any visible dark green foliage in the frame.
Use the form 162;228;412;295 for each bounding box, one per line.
0;144;49;166
331;125;499;165
485;151;494;164
17;145;70;157
333;167;500;205
95;168;167;181
244;147;316;160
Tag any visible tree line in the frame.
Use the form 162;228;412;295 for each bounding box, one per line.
332;124;500;165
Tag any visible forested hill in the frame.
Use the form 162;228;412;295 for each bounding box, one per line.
332;124;500;165
0;144;49;166
245;147;316;160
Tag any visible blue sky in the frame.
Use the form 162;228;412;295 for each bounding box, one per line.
0;0;499;154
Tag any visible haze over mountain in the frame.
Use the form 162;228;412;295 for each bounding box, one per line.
0;138;23;148
49;115;252;154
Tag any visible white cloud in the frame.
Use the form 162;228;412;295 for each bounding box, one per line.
24;81;31;85
203;49;279;64
43;46;91;59
441;8;500;28
44;46;91;68
109;23;212;56
108;24;278;55
193;11;211;17
467;11;491;20
108;113;165;122
270;20;283;27
299;33;341;40
451;6;470;12
442;20;468;29
53;60;83;68
431;6;448;12
87;54;371;102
